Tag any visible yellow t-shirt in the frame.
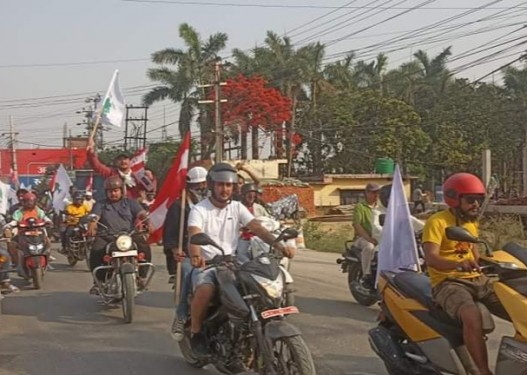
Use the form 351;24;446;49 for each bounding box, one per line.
65;203;90;225
422;209;480;287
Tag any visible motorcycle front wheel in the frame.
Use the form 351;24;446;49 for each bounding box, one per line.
178;327;208;369
121;273;135;324
272;335;316;375
31;268;43;290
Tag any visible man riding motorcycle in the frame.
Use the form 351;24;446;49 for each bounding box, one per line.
5;192;52;275
422;172;510;375
187;162;295;361
60;191;90;254
87;176;151;295
352;183;380;289
163;166;208;341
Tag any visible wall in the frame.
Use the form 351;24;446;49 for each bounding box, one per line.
310;174;413;207
225;159;287;180
0;148;88;177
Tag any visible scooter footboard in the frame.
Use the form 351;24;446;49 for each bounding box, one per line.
496;336;527;375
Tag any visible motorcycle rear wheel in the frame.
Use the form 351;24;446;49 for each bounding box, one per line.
272;335;316;375
348;263;377;307
121;273;135;324
31;268;43;290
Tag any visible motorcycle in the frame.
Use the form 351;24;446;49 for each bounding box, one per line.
90;216;155;324
17;217;50;290
238;216;296;307
369;226;527;375
337;229;425;307
64;216;91;269
179;229;316;375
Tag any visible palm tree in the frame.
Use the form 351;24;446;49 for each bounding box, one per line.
143;23;228;157
353;53;388;93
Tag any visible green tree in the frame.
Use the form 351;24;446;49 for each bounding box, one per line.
143;23;228;158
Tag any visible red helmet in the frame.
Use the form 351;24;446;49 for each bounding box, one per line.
443;173;485;208
22;192;37;202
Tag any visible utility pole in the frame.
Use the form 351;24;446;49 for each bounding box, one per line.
162;105;168;142
124;105;149;151
198;59;227;163
2;116;19;184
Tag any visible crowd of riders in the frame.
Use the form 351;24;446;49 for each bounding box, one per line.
352;172;509;375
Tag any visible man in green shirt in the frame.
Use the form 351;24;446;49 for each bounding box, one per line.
353;183;380;289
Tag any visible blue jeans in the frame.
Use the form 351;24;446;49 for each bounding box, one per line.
176;258;192;320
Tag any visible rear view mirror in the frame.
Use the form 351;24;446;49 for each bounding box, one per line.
379;214;386;227
445;227;480;243
190;233;224;254
87;214;98;222
277;228;298;242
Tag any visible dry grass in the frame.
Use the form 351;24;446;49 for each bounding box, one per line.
303;213;526;253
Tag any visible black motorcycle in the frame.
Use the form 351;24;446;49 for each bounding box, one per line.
337;231;425;307
179;229;316;375
64;216;91;269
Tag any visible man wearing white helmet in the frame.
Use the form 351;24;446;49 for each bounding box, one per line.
163;166;208;341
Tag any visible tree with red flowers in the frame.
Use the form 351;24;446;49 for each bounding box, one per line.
220;74;292;159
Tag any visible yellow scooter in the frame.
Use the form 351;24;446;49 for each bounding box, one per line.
369;226;527;375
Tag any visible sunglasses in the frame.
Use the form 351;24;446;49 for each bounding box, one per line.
462;195;485;205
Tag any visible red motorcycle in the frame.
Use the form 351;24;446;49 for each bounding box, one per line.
17;218;50;289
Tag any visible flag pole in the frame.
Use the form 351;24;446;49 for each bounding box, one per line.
174;188;187;305
174;131;191;306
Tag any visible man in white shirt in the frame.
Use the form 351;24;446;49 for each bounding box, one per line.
187;163;295;357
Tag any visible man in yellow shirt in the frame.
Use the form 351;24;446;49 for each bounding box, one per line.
423;173;508;375
61;192;90;254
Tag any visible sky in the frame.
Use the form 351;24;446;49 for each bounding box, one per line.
1;0;526;153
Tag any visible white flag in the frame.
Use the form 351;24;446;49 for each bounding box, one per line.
7;188;17;209
0;181;10;215
101;69;126;127
52;164;73;213
376;165;420;283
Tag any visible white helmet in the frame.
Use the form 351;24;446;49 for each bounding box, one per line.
187;166;208;184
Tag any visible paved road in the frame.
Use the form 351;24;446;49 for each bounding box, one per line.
0;247;513;375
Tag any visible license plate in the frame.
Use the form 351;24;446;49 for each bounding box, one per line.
111;250;138;257
261;306;299;319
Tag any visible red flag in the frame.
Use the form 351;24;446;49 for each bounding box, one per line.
130;148;155;191
86;173;93;192
147;132;191;243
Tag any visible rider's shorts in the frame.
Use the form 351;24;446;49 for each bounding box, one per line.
192;268;217;290
432;275;509;321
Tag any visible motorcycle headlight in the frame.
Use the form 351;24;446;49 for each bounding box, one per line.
251;274;284;299
115;235;133;251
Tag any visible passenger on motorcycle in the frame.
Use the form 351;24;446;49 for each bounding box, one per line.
83;191;96;211
352;183;381;289
86;176;152;295
422;173;510;375
86;138;154;200
163;166;208;341
7;188;29;220
60;191;90;254
233;162;260;201
237;183;271;263
371;184;425;244
187;162;295;357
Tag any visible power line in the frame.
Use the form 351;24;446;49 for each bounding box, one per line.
0;57;149;69
121;0;527;10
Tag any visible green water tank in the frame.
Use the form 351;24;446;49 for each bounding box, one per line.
374;158;395;174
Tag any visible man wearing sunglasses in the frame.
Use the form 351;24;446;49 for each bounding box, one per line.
422;172;508;375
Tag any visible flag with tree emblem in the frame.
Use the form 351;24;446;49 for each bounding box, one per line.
101;69;126;127
51;164;73;213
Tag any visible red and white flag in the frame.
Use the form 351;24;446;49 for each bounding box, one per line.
130;148;155;191
148;133;190;243
86;173;93;192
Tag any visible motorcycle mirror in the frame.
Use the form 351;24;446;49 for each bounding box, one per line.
379;214;386;227
445;226;480;243
276;227;299;242
190;233;224;254
87;214;98;222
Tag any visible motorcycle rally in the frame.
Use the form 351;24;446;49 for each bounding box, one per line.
6;2;527;373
